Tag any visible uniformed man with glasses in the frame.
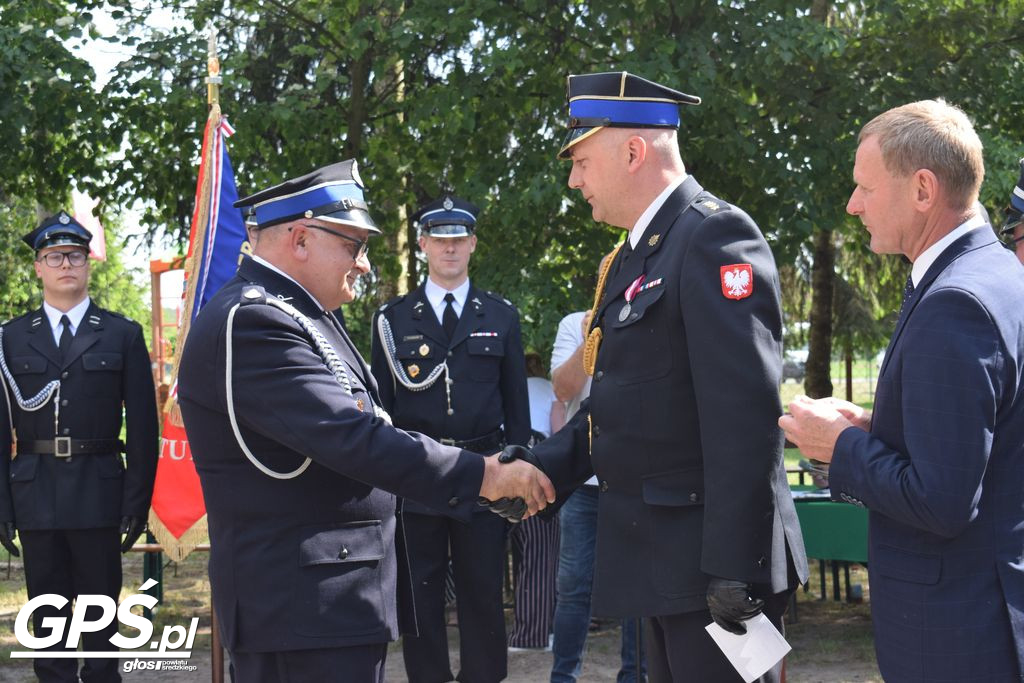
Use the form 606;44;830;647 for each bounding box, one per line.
178;163;550;682
0;211;159;683
1001;158;1024;264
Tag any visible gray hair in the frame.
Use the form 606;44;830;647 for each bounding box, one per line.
860;100;983;211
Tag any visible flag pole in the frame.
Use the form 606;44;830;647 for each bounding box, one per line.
207;26;221;107
205;26;227;683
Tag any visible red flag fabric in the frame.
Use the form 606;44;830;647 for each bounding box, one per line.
72;190;106;261
148;104;247;560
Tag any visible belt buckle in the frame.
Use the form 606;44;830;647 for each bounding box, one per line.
54;437;72;458
440;438;457;446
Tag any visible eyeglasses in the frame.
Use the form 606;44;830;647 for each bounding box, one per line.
36;251;88;268
301;224;369;260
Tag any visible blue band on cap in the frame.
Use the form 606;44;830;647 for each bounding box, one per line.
418;208;476;225
254;182;365;226
568;99;680;128
1012;186;1024;213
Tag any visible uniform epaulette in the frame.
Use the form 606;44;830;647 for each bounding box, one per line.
106;310;135;323
240;285;268;305
5;310;35;326
691;195;728;217
484;291;516;309
377;294;406;313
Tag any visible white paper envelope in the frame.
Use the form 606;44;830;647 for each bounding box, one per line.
705;612;792;683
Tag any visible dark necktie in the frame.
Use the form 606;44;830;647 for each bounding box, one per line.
897;275;915;321
615;239;633;276
58;315;73;359
442;292;458;340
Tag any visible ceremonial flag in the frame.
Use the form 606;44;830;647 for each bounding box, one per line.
148;103;247;560
72;190;107;261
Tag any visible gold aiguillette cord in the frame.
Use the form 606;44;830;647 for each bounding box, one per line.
582;241;624;377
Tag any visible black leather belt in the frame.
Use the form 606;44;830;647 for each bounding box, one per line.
439;429;505;455
18;439;124;458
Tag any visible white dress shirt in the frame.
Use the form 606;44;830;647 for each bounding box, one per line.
424;277;470;325
911;213;987;287
629;174;687;249
43;297;91;345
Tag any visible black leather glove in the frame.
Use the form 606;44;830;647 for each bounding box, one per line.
498;444;547;474
119;516;146;553
476;445;547;523
0;521;19;557
707;577;765;635
477;496;528;522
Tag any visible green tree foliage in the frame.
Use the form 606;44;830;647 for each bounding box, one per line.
9;1;1024;375
0;0;111;206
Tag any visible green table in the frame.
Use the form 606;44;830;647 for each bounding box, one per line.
793;495;869;601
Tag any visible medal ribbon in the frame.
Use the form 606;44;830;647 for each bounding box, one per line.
625;274;646;304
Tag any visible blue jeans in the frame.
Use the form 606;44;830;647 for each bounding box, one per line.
550;487;645;683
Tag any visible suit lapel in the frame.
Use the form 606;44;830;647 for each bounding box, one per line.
449;286;485;349
26;307;61;368
878;228;997;378
61;303;103;369
597;177;702;322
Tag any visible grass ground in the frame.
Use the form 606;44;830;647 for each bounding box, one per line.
0;550;880;682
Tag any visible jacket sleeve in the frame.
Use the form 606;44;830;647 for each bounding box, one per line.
531;398;593;512
121;321;159;518
679;207;786;583
830;287;1004;538
501;311;531;447
211;303;485;520
369;310;396;413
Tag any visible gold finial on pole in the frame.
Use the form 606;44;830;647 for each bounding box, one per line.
206;25;221;106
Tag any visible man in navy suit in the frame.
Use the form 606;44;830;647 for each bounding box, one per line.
781;100;1024;682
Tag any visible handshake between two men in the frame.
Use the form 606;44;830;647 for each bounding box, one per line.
476;446;554;522
473;445;769;636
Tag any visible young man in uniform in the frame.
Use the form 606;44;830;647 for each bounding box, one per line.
0;212;158;682
371;196;530;683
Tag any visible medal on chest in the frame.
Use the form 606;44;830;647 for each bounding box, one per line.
618;274;646;322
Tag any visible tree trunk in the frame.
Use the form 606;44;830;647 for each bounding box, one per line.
845;345;853;402
806;228;834;398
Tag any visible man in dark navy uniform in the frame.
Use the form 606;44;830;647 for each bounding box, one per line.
370;195;530;683
178;163;550;683
515;73;808;683
1001;157;1024;264
0;212;158;683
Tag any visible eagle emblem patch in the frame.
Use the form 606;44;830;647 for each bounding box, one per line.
720;264;753;300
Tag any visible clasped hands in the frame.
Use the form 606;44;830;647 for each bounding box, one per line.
778;395;871;463
477;445;554;522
